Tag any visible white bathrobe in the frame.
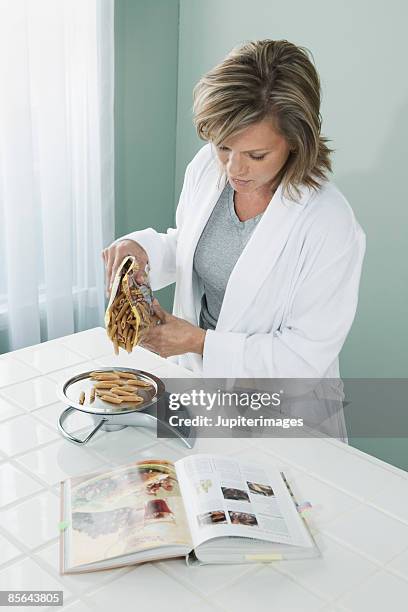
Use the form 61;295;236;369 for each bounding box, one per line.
117;143;366;378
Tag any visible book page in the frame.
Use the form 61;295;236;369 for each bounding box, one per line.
66;459;192;569
175;454;313;549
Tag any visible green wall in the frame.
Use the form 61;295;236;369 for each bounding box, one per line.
116;0;408;376
114;0;179;310
115;0;408;469
175;0;408;379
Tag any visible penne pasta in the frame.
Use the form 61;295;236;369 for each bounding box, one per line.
119;384;143;393
123;379;152;388
79;391;85;405
90;371;115;377
116;371;138;379
123;323;130;338
105;257;158;355
94;381;118;389
115;393;143;402
120;313;128;330
110;386;135;397
91;373;120;381
122;398;144;404
100;394;123;404
116;301;129;322
111;293;122;307
86;368;149;409
108;323;118;340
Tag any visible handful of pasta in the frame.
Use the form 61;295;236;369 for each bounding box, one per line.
104;256;159;355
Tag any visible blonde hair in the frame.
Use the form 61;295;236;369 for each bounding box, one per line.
192;39;332;200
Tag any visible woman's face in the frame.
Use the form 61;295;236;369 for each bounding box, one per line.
215;117;291;198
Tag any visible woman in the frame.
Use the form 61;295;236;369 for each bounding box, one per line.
103;39;365;378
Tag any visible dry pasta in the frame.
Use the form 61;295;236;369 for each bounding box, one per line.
100;394;123;404
122;379;152;388
76;369;151;408
74;370;152;406
105;256;159;355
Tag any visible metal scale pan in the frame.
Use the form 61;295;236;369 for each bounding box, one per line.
57;367;194;448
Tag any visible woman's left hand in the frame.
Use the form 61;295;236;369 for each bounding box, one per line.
140;299;206;357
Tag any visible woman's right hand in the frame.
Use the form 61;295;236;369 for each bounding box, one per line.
102;239;149;297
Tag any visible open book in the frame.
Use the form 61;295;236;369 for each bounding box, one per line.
60;453;319;573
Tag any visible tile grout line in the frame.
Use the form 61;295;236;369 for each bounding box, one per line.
8;344;94;368
255;446;408;527
322;435;408;479
0;433;167;512
156;558;260;601
0;504;140;600
0;528;135;604
32;549;136;603
0;389;71;423
271;533;386;603
2;342;408;605
326;566;384;609
0;346;113;393
229;449;403;530
3;428;408;552
379;550;408;584
0;412;64;445
264;440;408;484
317;528;408;586
154;561;234;612
0;528;59;573
261;560;334;606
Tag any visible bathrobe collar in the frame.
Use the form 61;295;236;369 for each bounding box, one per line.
177;159;314;331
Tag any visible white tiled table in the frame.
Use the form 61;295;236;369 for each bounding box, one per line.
0;327;407;612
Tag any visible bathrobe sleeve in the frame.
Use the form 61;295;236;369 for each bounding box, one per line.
113;159;195;291
202;209;366;378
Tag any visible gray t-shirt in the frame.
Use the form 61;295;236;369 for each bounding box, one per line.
193;181;263;330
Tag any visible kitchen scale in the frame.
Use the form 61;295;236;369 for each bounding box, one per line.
57;367;195;448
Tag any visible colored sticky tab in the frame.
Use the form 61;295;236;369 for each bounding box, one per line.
297;501;312;513
244;554;283;561
58;520;70;531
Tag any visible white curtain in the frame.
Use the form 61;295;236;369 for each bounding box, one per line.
0;0;114;352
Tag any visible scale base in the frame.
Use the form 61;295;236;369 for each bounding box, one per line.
58;393;195;449
102;423;128;432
